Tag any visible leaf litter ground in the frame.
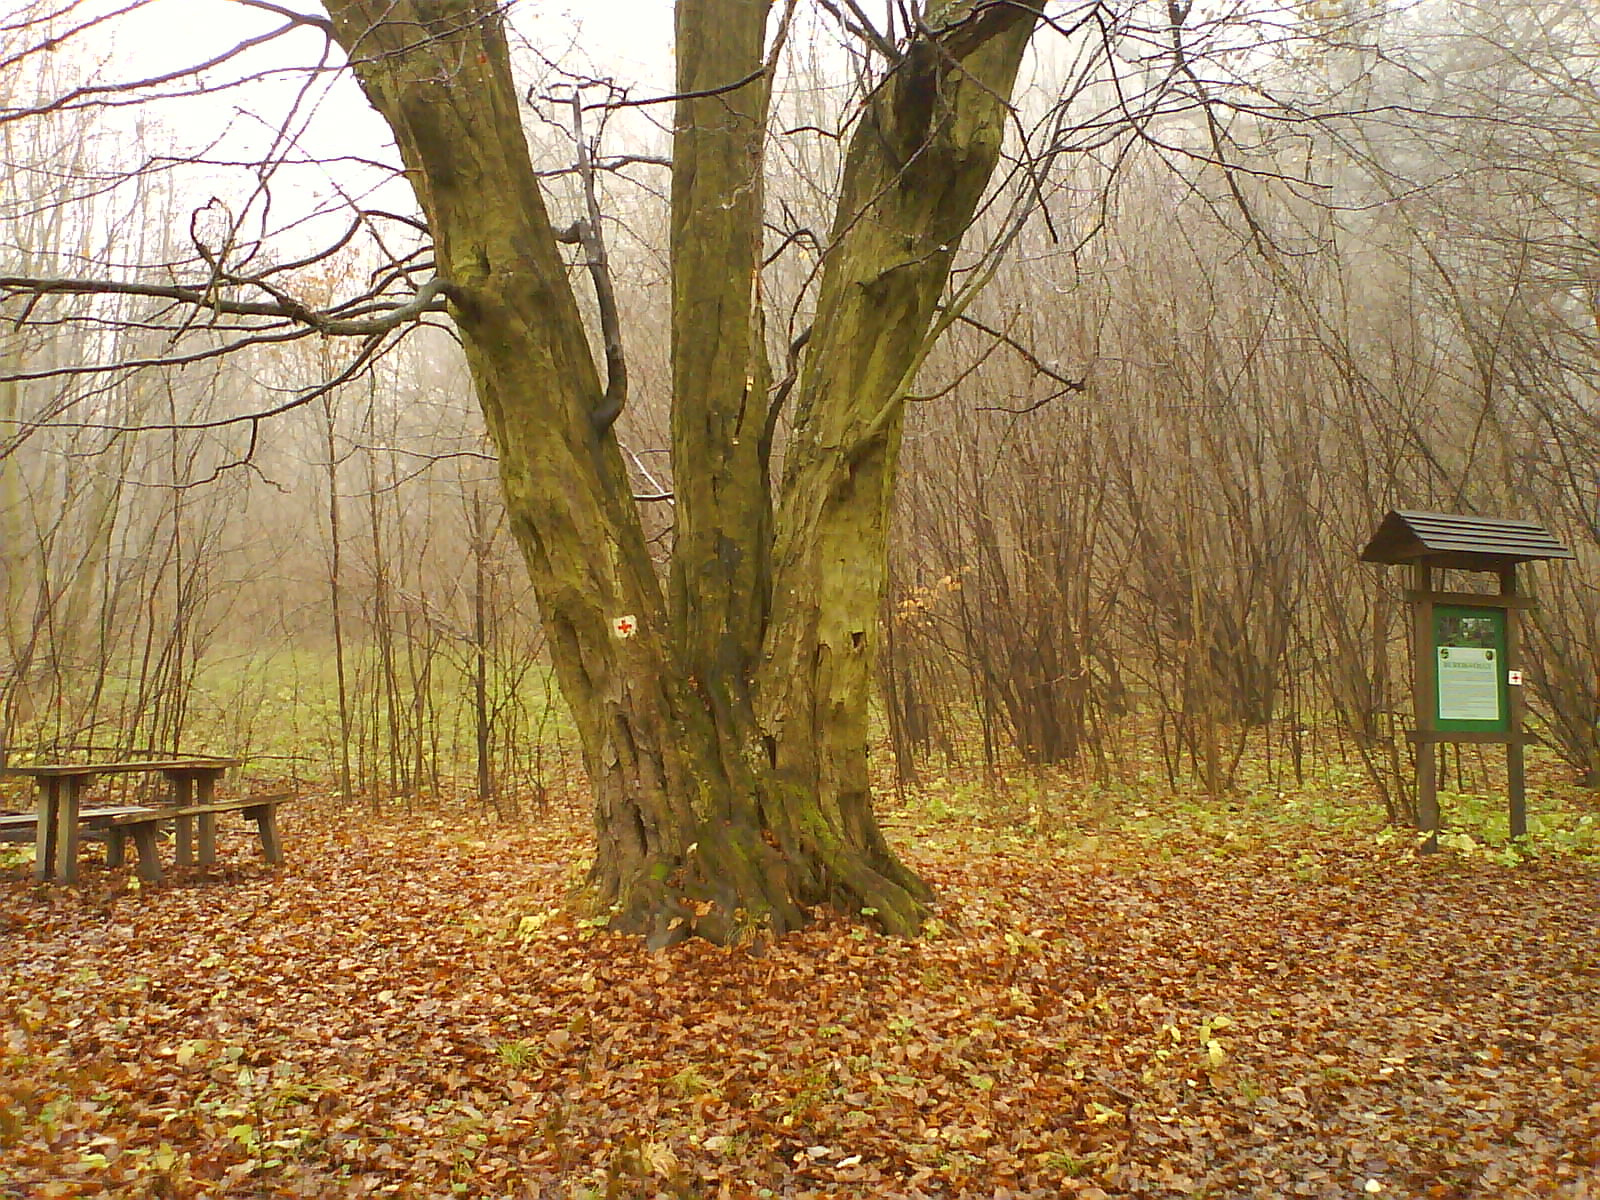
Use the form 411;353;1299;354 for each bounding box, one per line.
2;794;1597;1199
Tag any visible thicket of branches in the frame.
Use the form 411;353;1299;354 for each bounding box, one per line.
2;0;1595;809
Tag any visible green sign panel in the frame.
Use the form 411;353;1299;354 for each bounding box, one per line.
1433;605;1509;732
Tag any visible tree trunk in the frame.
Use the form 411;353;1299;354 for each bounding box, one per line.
758;10;1038;927
323;0;1039;943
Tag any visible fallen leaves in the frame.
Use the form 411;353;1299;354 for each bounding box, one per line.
0;798;1596;1198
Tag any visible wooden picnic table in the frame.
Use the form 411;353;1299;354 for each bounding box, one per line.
0;757;239;883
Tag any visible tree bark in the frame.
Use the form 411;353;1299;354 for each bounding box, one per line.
323;0;1039;943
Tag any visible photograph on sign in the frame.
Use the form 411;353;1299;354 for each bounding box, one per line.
1437;646;1501;722
1436;613;1498;648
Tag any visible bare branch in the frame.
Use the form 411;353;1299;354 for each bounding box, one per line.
536;153;672;178
11;331;394;445
231;0;333;35
576;67;765;112
954;312;1089;395
0;12;330;125
0;275;449;337
817;0;903;63
567;90;629;435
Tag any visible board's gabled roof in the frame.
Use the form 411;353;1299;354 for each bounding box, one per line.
1361;510;1576;570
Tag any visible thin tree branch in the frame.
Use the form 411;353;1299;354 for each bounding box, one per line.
954;311;1089;395
0;15;325;124
232;0;334;34
536;154;672;178
566;90;628;435
572;68;765;112
818;0;903;63
0;275;450;337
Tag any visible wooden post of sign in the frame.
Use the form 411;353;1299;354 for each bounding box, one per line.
1412;563;1439;852
1502;564;1527;839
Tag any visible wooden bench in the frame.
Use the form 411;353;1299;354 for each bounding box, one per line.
0;806;154;842
0;758;239;882
104;795;290;882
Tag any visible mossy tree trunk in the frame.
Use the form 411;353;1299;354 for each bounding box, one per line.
323;0;1039;943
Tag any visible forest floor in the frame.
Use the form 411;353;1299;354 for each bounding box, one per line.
1;770;1598;1199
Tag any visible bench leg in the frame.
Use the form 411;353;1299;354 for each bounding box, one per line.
197;811;217;866
248;805;283;865
107;829;127;869
130;824;163;882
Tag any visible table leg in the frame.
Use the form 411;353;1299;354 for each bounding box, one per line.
172;774;195;866
52;777;84;884
32;779;57;882
196;771;218;866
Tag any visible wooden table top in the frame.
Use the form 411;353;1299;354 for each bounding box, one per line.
0;758;240;778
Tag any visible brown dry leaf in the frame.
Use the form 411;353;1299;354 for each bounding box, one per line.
1;794;1597;1199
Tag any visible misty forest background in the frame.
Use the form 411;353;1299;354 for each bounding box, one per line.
2;0;1597;830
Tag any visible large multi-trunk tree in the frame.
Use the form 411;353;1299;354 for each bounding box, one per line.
310;0;1041;943
1;0;1042;942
